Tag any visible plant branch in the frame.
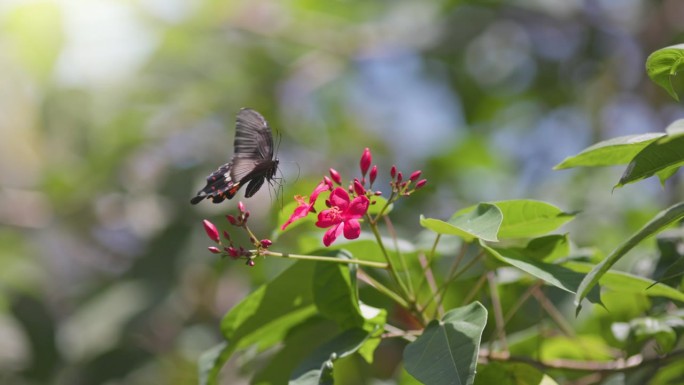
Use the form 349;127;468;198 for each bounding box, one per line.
480;349;684;373
487;271;508;353
260;250;389;269
356;269;410;309
366;213;413;301
384;215;415;297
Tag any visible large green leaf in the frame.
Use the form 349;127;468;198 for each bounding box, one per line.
565;262;684;302
403;302;488;385
199;262;317;385
646;44;684;101
313;252;364;329
475;362;560;385
456;200;574;239
616;134;684;188
575;202;684;313
554;134;665;170
421;203;502;242
483;243;600;304
289;328;374;385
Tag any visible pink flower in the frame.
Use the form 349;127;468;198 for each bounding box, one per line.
360;148;372;177
409;170;422;181
208;246;221;254
353;179;366;196
369;165;377;185
315;187;369;246
329;168;342;185
281;179;331;230
203;220;220;243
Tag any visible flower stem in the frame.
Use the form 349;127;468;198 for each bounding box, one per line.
260;250;389;269
384;215;415;297
366;214;413;301
357;269;409;308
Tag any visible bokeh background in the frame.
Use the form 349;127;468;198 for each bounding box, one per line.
1;0;683;384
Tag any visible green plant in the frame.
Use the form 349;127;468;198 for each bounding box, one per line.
196;45;684;385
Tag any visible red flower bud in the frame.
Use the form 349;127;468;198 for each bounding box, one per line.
226;215;237;225
415;179;427;189
323;176;333;189
375;191;382;196
208;246;221;254
238;201;245;213
360;148;372;176
222;230;231;240
227;247;239;258
369;165;377;185
396;172;403;183
203;220;220;243
353;179;366;196
247;259;256;267
243;211;250;220
390;165;397;178
329;168;342;185
409;170;422;181
260;239;272;248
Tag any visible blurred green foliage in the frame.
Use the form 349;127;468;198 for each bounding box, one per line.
1;0;683;384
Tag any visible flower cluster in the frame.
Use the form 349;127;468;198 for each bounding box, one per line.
202;201;272;266
200;147;427;262
281;148;426;246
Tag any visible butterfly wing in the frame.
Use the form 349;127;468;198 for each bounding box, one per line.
233;108;274;162
190;108;278;204
190;163;237;204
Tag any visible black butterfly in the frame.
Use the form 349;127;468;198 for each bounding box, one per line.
190;108;280;204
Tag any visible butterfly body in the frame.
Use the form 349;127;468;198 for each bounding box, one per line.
191;108;279;204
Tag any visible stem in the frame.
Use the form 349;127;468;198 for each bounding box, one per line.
357;269;410;308
427;250;484;319
260;250;389;269
487;271;508;353
415;234;441;299
384;215;415;297
371;191;396;224
532;286;576;337
366;213;413;301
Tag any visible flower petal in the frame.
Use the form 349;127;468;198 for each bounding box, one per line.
345;195;370;219
323;223;343;246
315;208;341;228
342;219;361;240
310;180;330;204
329;188;350;210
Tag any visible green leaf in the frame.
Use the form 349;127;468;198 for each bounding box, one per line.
646;44;684;101
403;302;488;385
289;328;373;384
523;235;570;262
421;203;502;242
616;134;684;188
565;262;684;302
483;243;600;304
575;202;684;313
313;252;364;329
554;134;665;170
198;262;318;385
460;200;574;239
357;303;386;363
475;362;560;385
666;119;684;135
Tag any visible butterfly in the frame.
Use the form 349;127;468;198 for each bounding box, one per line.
190;108;280;204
